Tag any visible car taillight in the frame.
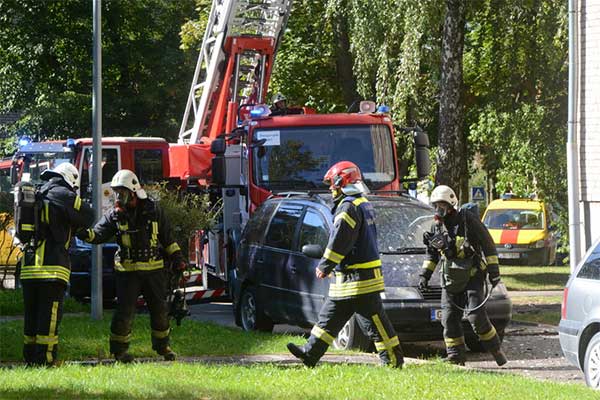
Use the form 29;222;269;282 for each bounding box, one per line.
561;287;569;320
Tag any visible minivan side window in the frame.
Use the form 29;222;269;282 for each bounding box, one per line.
298;208;329;251
577;244;600;280
264;204;303;250
244;202;276;245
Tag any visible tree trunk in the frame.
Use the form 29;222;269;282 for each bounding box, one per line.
332;5;360;107
435;0;466;202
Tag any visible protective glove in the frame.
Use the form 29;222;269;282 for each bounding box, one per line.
173;260;187;272
418;275;430;290
423;231;433;246
487;264;501;287
75;229;90;241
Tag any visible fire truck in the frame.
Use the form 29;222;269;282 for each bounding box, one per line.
168;0;431;303
3;136;170;299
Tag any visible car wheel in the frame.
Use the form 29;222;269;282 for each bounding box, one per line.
584;332;600;389
240;286;273;332
465;327;505;353
333;315;373;352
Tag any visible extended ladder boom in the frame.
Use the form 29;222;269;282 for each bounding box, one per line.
178;0;293;144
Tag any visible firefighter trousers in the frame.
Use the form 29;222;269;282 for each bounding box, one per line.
304;293;404;367
110;269;170;356
22;280;66;366
442;274;501;358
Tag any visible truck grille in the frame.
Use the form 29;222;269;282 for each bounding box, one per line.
419;286;442;301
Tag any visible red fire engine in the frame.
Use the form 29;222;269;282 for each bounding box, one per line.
167;0;430;303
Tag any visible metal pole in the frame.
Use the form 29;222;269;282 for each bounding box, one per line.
91;0;103;319
567;0;582;273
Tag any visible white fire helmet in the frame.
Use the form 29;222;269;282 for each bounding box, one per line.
430;185;458;207
272;92;286;104
41;162;80;190
110;169;147;199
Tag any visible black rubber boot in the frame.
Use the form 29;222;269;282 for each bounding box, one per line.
287;343;317;367
114;352;135;363
158;346;177;361
492;349;508;366
442;345;466;366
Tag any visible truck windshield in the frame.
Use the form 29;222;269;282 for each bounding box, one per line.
252;124;395;190
18;153;74;185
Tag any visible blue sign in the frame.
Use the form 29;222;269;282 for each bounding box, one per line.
471;186;486;202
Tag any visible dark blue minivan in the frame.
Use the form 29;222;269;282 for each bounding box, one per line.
232;193;512;351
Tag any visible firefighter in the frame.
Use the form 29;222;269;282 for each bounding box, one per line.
270;92;288;116
21;162;95;366
419;185;507;366
287;161;404;368
77;169;185;363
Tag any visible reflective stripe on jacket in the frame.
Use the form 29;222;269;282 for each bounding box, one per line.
82;198;182;272
20;177;95;284
318;195;384;299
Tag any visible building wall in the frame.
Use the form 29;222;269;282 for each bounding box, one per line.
580;1;600;249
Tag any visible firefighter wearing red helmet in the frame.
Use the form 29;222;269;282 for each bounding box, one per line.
420;185;507;366
287;161;404;368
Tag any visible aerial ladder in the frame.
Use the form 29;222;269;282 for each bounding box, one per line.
178;0;293;145
173;0;293;302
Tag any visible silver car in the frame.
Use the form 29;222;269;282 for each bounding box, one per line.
559;237;600;389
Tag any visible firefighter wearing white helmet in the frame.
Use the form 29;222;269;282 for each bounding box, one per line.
78;169;185;363
420;184;507;367
21;162;94;366
270;92;288;116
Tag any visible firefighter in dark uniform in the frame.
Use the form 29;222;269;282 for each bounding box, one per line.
20;163;95;366
287;161;404;368
419;185;507;366
78;169;185;363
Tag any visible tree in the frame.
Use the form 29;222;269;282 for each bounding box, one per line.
435;0;467;198
0;0;196;150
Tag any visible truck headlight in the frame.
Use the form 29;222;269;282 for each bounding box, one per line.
530;240;545;249
381;287;422;300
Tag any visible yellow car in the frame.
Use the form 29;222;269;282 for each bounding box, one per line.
482;198;557;265
0;213;21;267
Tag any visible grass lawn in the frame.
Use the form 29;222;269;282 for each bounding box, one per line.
0;289;89;316
0;314;299;362
0;362;595;400
500;266;569;291
512;309;560;326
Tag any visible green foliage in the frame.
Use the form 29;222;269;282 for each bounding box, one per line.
499;266;569;291
0;0;197;150
148;184;218;261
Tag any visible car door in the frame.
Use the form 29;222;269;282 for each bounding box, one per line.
288;206;331;325
258;202;303;321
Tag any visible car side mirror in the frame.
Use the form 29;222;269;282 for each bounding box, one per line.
302;244;324;259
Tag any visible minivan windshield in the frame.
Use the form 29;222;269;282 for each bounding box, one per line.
483;209;544;230
374;202;434;253
251;124;395;191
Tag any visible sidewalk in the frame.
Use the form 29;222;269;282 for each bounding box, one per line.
508;290;563;297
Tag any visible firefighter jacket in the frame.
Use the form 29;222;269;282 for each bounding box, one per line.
20;177;95;284
80;198;183;272
420;209;499;281
318;195;384;299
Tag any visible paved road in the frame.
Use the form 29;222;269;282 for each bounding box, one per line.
188;301;584;385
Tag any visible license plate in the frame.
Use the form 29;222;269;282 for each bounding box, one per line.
430;309;443;321
499;252;520;259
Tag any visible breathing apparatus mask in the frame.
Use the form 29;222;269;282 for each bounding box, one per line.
433;201;453;220
113;187;134;210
